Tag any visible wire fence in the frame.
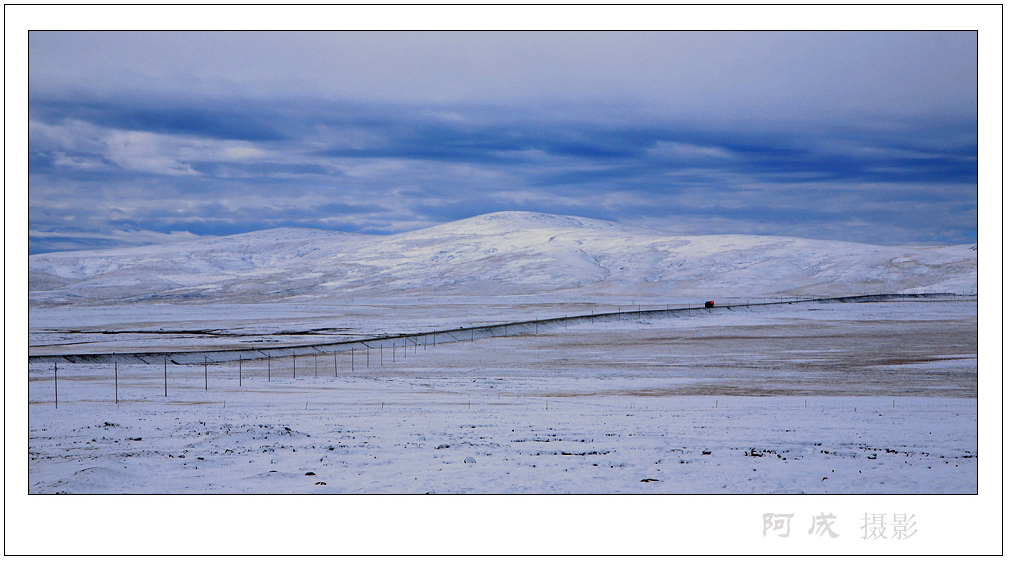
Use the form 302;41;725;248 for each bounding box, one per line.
28;290;977;409
29;291;974;367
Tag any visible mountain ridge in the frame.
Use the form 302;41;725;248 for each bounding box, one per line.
29;212;978;305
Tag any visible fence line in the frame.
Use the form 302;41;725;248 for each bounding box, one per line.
28;292;971;366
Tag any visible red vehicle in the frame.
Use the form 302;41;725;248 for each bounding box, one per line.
704;300;715;308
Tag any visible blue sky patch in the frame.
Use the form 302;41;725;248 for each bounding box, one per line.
28;31;978;253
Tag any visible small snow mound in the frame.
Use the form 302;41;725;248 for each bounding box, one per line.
423;211;633;236
464;456;477;464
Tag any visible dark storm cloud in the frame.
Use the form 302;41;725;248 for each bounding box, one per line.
314;122;647;164
30;98;292;142
28;31;978;252
28;93;977;250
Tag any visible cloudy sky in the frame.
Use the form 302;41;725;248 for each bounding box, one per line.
28;31;978;253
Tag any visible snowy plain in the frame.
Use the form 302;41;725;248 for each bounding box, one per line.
29;299;978;494
27;213;979;496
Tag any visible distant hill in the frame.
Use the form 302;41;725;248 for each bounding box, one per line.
28;211;978;305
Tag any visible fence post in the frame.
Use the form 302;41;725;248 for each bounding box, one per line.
164;356;168;397
293;351;296;379
352;348;355;371
334;352;338;378
54;362;58;409
239;355;243;387
115;361;119;404
268;353;271;381
314;354;318;377
204;356;208;391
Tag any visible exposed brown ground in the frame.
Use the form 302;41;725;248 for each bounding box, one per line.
30;302;978;398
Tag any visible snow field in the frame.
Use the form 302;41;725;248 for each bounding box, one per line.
29;373;977;494
29;300;978;494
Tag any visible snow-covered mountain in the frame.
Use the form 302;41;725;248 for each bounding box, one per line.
28;211;978;305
